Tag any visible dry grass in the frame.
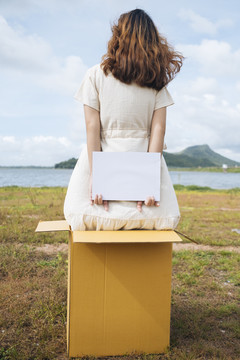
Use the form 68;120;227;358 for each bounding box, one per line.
0;187;67;245
175;186;240;246
0;186;239;359
0;244;67;359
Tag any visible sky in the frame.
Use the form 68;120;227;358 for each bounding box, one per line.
0;0;240;166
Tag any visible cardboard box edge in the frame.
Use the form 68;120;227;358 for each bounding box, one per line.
35;220;70;232
35;220;185;244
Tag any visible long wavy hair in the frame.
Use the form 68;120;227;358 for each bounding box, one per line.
101;9;184;91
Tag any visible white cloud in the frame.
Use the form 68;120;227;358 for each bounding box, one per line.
236;82;240;92
189;77;218;94
0;135;85;166
178;9;233;35
0;0;141;17
0;15;54;72
178;39;240;78
0;0;78;17
166;77;240;162
215;147;240;163
38;56;87;95
2;136;15;144
0;15;88;95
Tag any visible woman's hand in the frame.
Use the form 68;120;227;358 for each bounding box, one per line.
137;197;160;212
93;194;109;211
89;175;109;211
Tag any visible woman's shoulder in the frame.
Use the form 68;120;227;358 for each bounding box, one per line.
86;63;102;76
84;64;106;86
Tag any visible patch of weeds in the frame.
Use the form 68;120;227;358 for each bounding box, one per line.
217;303;239;316
0;187;67;245
27;188;38;206
0;245;67;281
1;251;67;359
177;217;191;233
0;346;18;359
37;253;63;268
214;253;240;286
227;187;240;195
173;251;240;290
172;285;188;296
0;244;38;279
174;184;220;192
172;257;180;266
175;190;240;246
209;281;223;292
221;319;240;337
176;272;197;286
173;250;214;265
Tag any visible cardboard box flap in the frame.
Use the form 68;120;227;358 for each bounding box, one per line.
35;221;182;243
72;230;182;244
35;220;70;232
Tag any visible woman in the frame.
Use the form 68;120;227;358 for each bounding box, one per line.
64;9;184;230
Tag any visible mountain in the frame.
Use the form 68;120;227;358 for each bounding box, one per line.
163;144;240;168
54;145;240;169
55;158;77;169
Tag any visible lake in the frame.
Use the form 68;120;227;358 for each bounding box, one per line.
0;167;239;189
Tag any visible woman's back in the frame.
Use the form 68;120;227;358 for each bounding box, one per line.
74;63;174;152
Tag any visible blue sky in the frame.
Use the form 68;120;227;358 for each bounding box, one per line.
0;0;240;166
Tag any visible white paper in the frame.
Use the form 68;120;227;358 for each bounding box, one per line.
92;152;161;201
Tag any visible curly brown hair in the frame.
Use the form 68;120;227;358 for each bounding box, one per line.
101;9;184;91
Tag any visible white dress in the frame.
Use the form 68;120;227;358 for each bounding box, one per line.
64;64;180;230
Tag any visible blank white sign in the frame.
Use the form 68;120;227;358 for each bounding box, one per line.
92;152;161;201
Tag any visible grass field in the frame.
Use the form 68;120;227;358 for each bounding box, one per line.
169;167;240;173
0;186;239;359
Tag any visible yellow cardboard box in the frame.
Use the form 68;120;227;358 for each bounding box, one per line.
36;220;182;358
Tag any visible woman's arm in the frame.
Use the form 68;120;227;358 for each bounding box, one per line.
148;107;166;153
84;104;101;173
137;107;166;211
84;104;108;210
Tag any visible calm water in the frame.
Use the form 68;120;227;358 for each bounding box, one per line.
0;168;73;187
0;167;239;189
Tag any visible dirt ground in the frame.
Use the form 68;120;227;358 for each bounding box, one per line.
32;242;240;254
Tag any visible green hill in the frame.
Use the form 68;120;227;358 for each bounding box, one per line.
179;144;239;166
163;144;240;168
55;158;77;169
54;145;240;169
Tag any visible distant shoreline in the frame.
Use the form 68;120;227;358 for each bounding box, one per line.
1;166;239;173
168;167;240;173
0;166;54;169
